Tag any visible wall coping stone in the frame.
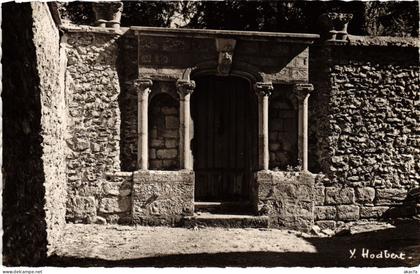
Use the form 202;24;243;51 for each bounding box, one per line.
104;171;133;178
323;35;419;48
61;25;418;49
61;24;129;35
131;26;320;44
256;170;319;177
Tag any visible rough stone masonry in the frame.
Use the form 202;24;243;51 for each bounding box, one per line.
50;12;420;228
2;2;419;266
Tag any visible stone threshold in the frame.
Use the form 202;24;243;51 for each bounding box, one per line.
194;201;253;214
183;212;269;228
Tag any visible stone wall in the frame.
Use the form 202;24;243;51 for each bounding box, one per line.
132;170;194;226
269;86;298;170
32;2;68;256
66;172;133;224
149;90;180;170
2;2;66;265
309;41;419;228
118;34;139;172
64;28;122;223
256;171;315;231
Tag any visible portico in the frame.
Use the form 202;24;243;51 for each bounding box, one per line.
129;26;318;225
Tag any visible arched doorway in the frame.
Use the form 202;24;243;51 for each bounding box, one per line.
191;75;258;203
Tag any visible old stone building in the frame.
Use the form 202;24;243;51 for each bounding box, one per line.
2;2;419;265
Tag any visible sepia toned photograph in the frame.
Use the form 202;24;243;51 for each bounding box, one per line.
1;0;419;271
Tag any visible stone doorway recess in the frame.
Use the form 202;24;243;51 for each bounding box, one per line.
191;75;258;207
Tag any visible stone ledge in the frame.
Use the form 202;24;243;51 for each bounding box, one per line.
61;24;129;36
323;35;419;48
348;35;419;47
131;26;320;44
104;171;133;178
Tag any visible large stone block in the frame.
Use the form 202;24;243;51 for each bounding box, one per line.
102;172;133;196
325;187;355;205
256;171;315;232
314;206;336;220
314;186;325;205
66;196;96;221
376;188;407;205
355;187;375;203
165;116;179;129
271;172;315;202
315;220;337;231
360;206;389;218
156;149;178;159
132;170;194;225
337;205;360;221
99;197;131;213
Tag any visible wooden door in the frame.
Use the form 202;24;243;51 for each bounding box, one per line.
191;76;258;202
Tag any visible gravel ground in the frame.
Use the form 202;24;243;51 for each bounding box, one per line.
55;224;316;259
49;220;420;267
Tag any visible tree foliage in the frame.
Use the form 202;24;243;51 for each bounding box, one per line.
57;1;418;37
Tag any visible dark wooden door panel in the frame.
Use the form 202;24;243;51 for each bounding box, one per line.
192;76;257;202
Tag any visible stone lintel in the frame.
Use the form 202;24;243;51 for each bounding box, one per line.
131;26;320;44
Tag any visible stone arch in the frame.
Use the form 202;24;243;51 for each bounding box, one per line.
149;81;178;102
181;61;264;85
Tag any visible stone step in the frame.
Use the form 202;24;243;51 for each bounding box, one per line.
194;201;253;214
183;212;269;228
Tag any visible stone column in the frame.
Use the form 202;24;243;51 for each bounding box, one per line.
255;82;273;170
134;78;153;170
293;83;314;172
176;80;196;170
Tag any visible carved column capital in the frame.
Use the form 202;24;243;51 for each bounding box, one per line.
176;80;196;97
134;78;153;96
254;82;273;97
293;83;314;101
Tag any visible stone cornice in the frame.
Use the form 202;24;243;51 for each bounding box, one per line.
131;26;319;44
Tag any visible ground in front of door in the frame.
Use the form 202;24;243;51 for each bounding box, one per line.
48;220;419;267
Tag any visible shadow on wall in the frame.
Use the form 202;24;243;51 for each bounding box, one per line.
382;188;420;220
46;220;419;267
117;34;139;172
2;2;48;266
